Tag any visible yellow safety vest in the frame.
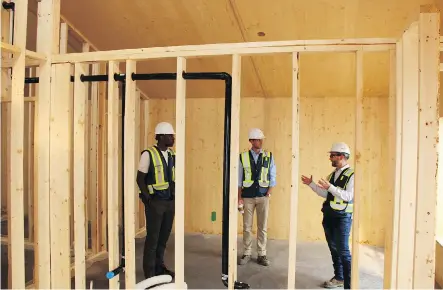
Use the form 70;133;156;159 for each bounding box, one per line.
240;150;271;188
145;146;175;195
326;167;354;213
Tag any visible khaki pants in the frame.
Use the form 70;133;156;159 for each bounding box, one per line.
242;196;270;256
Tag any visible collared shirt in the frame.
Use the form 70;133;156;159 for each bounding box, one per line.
238;149;277;188
308;164;354;202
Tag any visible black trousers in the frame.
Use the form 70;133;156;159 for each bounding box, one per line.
143;198;175;278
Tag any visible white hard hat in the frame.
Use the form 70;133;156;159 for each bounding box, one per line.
248;128;265;139
329;142;351;155
155;122;175;135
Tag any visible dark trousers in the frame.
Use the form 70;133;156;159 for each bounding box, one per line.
322;213;352;289
143;198;175;278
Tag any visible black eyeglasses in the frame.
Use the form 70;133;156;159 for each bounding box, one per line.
329;153;341;158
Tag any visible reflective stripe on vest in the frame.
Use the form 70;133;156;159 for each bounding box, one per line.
146;147;175;194
328;168;354;213
240;151;271;188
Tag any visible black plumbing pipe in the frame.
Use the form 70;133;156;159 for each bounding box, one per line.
23;71;250;289
3;1;15;77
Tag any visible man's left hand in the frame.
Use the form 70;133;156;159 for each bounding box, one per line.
318;178;331;190
266;188;273;198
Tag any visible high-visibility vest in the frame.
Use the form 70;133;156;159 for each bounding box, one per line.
240;150;272;196
144;146;175;199
324;167;354;214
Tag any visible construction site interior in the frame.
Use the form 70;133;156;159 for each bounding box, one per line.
1;0;443;289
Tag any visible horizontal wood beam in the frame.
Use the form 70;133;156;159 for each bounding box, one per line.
1;58;42;68
1;96;36;103
0;237;34;250
25;50;47;61
1;41;21;54
51;39;396;63
2;49;47;68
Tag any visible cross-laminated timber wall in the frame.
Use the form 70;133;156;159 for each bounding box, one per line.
0;1;441;289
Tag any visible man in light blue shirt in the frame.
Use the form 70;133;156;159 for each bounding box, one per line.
237;128;276;266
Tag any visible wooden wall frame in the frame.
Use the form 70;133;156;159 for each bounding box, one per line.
0;2;440;289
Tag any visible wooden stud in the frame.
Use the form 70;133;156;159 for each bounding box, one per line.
413;5;440;288
49;63;72;289
27;68;35;243
124;60;137;289
438;119;443;241
384;42;403;289
175;56;187;289
351;50;363;290
396;21;420;289
107;61;120;289
98;63;107;252
73;62;88;289
90;63;99;254
8;0;28;288
1;4;13;289
35;0;61;287
134;89;141;231
82;42;90;251
228;54;241;290
287;51;300;289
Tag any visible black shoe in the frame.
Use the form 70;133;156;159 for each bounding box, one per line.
156;264;175;278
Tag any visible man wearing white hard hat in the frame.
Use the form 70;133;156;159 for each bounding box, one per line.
301;142;354;289
136;121;176;279
237;128;276;266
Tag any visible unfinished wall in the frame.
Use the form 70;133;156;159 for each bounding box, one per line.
144;93;389;247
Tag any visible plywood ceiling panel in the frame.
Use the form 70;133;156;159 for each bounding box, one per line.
58;0;436;99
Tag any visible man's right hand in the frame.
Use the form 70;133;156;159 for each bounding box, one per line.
139;193;150;205
301;175;313;185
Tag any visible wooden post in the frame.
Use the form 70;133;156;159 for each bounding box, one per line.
9;0;28;288
175;56;187;289
124;60;137;288
49;63;72;288
1;6;12;288
413;5;440;288
396;21;420;289
384;41;402;289
98;63;107;252
228;54;241;290
73;62;88;289
287;51;300;289
35;0;61;287
107;61;121;289
351;50;363;290
90;63;99;253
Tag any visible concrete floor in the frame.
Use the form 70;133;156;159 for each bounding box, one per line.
83;233;385;289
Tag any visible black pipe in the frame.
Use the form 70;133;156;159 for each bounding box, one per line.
2;1;14;10
23;71;250;289
3;1;15;77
